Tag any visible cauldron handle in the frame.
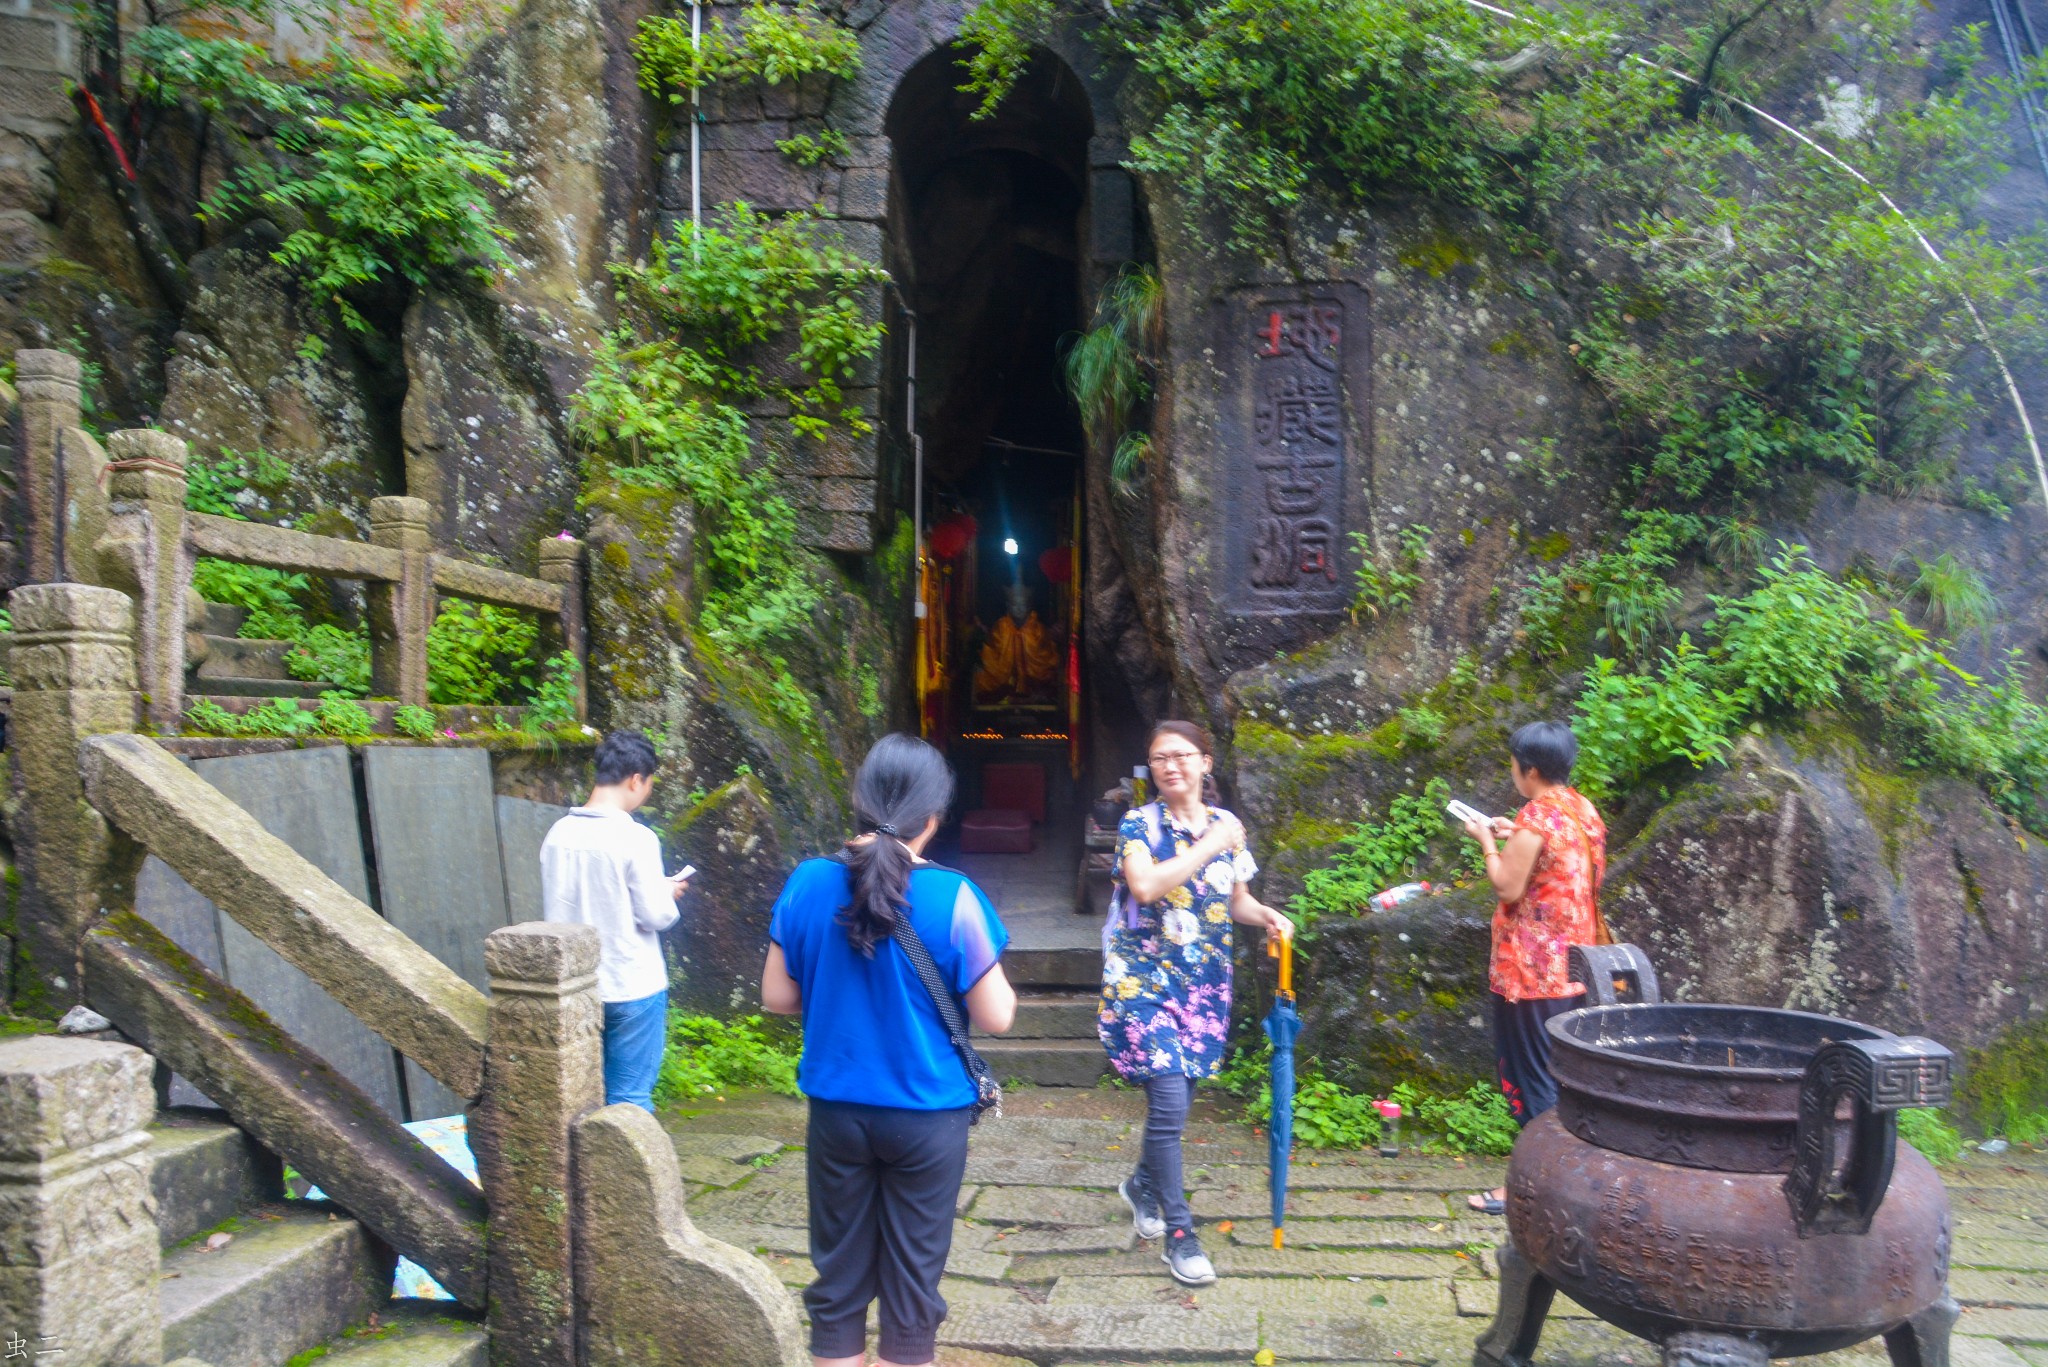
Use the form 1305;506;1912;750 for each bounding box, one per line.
1568;943;1661;1005
1784;1036;1952;1238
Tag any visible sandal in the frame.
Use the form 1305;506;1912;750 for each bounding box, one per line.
1467;1192;1506;1216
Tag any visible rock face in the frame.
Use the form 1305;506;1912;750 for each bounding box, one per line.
1604;735;2048;1051
664;775;793;1016
400;288;579;567
1299;884;1497;1095
159;229;393;522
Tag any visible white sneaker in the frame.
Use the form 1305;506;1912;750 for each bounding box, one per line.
1120;1177;1166;1241
1163;1229;1217;1286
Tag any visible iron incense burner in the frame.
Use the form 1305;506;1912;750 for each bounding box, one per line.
1476;945;1956;1367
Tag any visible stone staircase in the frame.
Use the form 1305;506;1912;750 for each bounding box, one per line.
187;603;330;699
978;946;1108;1088
151;1113;485;1367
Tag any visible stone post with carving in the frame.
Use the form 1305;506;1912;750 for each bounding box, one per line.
98;431;192;732
470;921;604;1367
537;534;588;723
367;495;432;707
6;584;140;1014
0;1036;162;1366
14;350;79;584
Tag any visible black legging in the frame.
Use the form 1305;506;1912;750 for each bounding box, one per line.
1131;1072;1196;1234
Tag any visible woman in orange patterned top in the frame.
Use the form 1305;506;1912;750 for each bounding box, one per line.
1457;721;1606;1215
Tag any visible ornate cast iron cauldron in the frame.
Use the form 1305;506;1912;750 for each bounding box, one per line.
1477;946;1956;1367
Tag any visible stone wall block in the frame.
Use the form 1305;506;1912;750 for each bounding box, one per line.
794;509;873;553
0;1037;161;1367
573;1102;806;1367
473;921;604;1367
837;164;889;221
700;148;835;213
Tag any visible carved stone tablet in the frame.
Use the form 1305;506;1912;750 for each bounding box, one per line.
190;746;407;1119
1214;282;1371;625
497;795;569;925
363;745;511;1119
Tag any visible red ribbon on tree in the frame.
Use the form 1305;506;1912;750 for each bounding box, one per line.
1038;544;1073;584
928;513;976;562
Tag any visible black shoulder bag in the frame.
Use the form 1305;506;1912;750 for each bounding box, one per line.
893;915;1003;1124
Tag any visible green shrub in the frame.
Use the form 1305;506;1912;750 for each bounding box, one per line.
635;0;859;100
1350;524;1431;621
1959;1018;2048;1145
1896;1108;1964;1165
654;1013;802;1106
1572;639;1743;801
314;694;376;738
1708;549;1876;712
238;698;322;738
1222;1047;1514;1154
1389;1080;1518;1156
523;651;581;732
184;698;246;736
426;600;540;706
392;705;440;740
1292;777;1467;932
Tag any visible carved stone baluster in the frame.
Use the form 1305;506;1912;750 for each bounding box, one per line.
368;496;433;707
0;1036;161;1365
6;583;139;1012
537;534;587;723
98;431;192;732
470;922;604;1366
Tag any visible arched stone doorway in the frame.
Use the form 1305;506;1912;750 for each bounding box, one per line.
883;45;1096;910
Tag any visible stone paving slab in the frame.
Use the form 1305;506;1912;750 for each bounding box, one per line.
667;1131;784;1163
1008;1247;1465;1282
938;1304;1263;1359
2013;1345;2048;1367
1230;1218;1499;1251
1962;1307;2048;1344
675;1153;759;1188
1956;1342;2039;1367
1049;1274;1454;1318
971;1186;1132;1228
1956;1269;2048;1309
1452;1280;1594;1319
983;1226;1138;1256
1958;1214;2048;1241
1955;1240;2048;1272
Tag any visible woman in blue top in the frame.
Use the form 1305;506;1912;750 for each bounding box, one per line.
762;734;1016;1367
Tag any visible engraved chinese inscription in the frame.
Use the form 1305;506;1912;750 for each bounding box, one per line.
1222;291;1359;615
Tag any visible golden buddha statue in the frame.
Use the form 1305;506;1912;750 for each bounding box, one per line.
974;583;1061;705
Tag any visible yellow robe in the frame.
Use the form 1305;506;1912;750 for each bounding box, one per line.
974;611;1061;703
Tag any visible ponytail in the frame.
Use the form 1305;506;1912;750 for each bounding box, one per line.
839;733;957;957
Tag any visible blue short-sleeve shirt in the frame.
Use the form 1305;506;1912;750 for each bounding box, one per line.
769;857;1009;1110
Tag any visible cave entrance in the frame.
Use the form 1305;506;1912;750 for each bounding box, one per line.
886;44;1092;915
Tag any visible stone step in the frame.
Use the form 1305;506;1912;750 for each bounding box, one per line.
202;602;250;637
195;635;294;682
981;1038;1108;1088
149;1114;281;1247
979;992;1099;1040
312;1301;488;1366
1003;947;1099;989
189;676;332;700
160;1203;397;1367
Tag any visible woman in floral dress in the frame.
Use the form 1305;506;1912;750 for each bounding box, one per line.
1100;720;1293;1287
1458;720;1607;1215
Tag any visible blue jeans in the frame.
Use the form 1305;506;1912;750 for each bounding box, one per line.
603;989;668;1112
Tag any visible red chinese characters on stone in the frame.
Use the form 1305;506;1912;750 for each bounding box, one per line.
1244;299;1346;601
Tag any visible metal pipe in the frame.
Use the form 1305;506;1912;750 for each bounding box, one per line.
690;0;702;254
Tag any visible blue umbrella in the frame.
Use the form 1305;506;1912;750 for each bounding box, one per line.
1263;932;1300;1248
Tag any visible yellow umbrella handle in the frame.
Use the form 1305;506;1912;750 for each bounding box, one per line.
1266;926;1294;998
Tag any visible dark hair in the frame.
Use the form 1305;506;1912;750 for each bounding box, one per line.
1147;720;1222;807
1510;721;1578;784
840;733;957;957
594;730;659;786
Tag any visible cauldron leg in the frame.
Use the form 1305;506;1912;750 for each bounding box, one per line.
1474;1242;1555;1367
1662;1331;1769;1367
1884;1297;1960;1367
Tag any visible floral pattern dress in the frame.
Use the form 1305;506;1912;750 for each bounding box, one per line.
1098;805;1259;1081
1490;786;1607;1001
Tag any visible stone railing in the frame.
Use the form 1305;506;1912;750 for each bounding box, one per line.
5;584;805;1367
10;348;587;733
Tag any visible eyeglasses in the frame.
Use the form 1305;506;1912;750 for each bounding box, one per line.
1147;749;1204;768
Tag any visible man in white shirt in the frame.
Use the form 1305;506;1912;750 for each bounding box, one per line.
540;730;686;1111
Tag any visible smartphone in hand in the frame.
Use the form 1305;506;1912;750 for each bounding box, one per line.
670;864;697;883
1445;800;1491;827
